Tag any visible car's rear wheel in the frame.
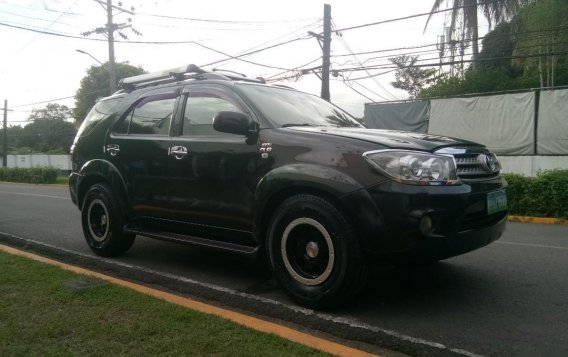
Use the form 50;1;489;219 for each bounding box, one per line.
81;183;135;257
267;194;367;308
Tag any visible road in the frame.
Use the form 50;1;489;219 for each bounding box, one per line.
1;182;567;357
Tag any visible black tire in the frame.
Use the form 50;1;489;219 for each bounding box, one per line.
267;194;368;309
81;183;135;257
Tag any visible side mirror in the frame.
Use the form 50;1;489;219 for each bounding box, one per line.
213;111;254;137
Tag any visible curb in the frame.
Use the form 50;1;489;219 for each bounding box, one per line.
508;216;568;225
0;243;379;357
0;232;471;357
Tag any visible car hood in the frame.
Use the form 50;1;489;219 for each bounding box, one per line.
286;127;482;152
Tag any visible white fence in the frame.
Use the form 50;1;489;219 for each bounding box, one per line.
1;154;566;177
0;155;71;171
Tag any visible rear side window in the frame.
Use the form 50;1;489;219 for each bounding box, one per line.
76;97;122;137
117;92;177;135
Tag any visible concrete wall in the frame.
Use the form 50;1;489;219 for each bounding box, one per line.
0;155;71;170
499;156;568;177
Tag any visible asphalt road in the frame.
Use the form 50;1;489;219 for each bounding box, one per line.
1;182;567;357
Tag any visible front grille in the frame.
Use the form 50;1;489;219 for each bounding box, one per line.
454;153;500;179
436;147;501;180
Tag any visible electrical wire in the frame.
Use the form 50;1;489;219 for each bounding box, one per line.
333;21;399;100
137;12;319;25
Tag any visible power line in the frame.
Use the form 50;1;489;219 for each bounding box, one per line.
11;96;75;109
137;12;319;25
200;36;312;67
15;1;78;54
0;9;74;27
330;0;508;33
332;22;398;101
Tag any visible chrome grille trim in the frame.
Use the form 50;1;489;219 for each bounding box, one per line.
436;147;501;180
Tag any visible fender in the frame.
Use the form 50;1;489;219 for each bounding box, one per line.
77;159;129;211
253;163;363;237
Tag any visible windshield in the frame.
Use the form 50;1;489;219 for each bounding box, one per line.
238;84;364;128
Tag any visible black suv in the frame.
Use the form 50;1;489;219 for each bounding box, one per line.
70;64;508;307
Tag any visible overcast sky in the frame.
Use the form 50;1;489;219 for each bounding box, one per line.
0;0;490;125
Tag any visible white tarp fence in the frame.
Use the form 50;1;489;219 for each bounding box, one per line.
537;89;568;155
428;92;535;155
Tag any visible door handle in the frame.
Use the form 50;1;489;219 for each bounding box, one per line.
169;146;188;159
105;144;120;157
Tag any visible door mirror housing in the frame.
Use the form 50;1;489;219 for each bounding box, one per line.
213;111;255;137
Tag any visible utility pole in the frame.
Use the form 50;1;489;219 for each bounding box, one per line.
107;0;117;94
321;4;331;101
81;0;140;95
2;100;7;167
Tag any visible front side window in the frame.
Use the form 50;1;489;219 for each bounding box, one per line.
183;93;241;136
118;93;176;135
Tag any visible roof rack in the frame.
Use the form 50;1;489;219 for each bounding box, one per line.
119;64;265;91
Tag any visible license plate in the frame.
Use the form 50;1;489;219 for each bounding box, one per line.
487;189;507;215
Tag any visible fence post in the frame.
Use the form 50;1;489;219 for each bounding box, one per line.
533;89;540;156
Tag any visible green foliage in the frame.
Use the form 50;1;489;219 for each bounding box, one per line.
74;62;144;123
0;103;77;154
421;0;568;97
390;55;439;98
477;21;518;72
513;0;568;84
0;167;59;184
28;103;72;122
503;170;568;218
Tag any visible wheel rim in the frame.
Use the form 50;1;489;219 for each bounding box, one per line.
87;199;110;243
281;217;335;286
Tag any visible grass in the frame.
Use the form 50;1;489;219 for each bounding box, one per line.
55;176;69;185
0;250;328;357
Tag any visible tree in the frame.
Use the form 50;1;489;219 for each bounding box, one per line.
477;21;517;72
28;103;73;122
424;0;529;69
390;55;439;98
74;62;144;123
19;103;77;154
512;0;568;87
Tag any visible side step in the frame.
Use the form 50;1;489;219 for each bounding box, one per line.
124;225;259;257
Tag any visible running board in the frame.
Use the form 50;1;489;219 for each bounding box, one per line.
124;225;259;257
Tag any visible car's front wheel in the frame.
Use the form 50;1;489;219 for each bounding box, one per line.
267;194;367;308
81;183;135;257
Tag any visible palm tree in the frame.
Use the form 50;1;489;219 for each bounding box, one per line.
425;0;529;69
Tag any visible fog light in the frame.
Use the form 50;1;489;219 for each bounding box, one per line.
420;215;433;235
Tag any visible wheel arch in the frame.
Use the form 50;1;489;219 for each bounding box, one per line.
77;159;130;215
254;164;363;250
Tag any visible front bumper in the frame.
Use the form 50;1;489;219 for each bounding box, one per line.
69;172;79;207
341;177;508;263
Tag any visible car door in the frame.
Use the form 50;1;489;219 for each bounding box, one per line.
105;87;180;220
167;84;259;245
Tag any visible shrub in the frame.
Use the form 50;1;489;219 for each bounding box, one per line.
0;167;59;184
503;170;568;218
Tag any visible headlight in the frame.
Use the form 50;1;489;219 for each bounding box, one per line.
363;150;461;186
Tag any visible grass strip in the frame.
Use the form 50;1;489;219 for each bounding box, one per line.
0;250;328;357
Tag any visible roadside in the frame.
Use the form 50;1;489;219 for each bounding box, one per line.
0;245;382;357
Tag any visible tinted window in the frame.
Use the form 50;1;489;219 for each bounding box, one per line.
237;84;363;128
77;97;122;137
120;93;176;135
183;94;240;136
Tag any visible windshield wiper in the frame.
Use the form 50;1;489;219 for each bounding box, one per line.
281;123;315;128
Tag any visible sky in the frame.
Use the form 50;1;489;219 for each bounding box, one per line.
0;0;490;126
